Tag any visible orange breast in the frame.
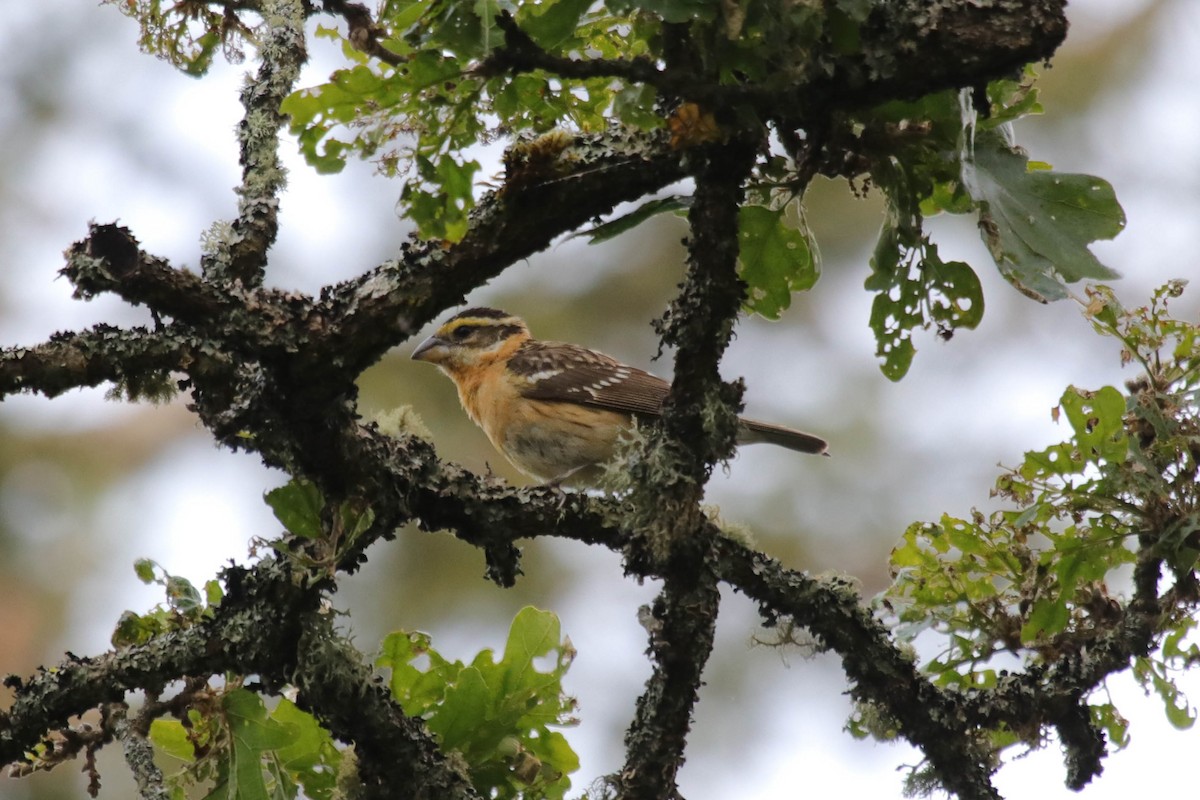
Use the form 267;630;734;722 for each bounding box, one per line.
454;358;524;450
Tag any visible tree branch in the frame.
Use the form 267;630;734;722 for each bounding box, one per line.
0;401;1187;799
0;324;191;399
714;537;1003;800
110;705;170;800
617;552;720;799
658;141;757;473
204;0;307;284
481;3;1068;124
62;224;233;319
319;0;408;66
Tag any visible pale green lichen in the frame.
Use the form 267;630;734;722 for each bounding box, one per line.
373;404;433;441
331;745;362;800
200;218;239;266
701;504;756;548
596;420;652;495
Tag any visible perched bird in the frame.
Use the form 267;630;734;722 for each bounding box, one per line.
411;307;828;485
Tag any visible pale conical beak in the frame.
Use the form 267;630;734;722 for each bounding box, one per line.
411;335;447;363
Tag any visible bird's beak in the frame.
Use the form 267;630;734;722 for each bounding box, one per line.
411;334;447;364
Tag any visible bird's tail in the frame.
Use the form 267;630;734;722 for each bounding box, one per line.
737;418;829;455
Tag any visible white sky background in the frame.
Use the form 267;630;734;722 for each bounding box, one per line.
1;1;1199;798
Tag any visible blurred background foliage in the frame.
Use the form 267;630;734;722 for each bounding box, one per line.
1;1;1197;798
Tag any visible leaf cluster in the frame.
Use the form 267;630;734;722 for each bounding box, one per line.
290;6;1113;376
879;282;1200;762
378;606;580;799
150;689;343;800
862;77;1123;378
111;561;225;649
282;0;653;239
264;478;376;572
105;0;252;75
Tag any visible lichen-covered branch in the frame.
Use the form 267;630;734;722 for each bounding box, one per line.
0;325;190;399
483;2;1067;123
204;0;307;284
0;396;1187;799
823;0;1067;108
62;223;234;319
658;141;757;474
616;557;721;799
714;537;1003;799
592;139;754;794
110;705;170;800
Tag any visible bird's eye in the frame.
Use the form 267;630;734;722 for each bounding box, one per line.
451;325;474;341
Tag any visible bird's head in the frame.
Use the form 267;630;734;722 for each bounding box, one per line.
411;307;530;372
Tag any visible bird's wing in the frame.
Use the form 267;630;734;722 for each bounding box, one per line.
510;341;669;416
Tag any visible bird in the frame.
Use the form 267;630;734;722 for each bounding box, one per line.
410;307;828;485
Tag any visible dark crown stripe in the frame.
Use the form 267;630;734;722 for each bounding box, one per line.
451;307;512;321
488;323;524;341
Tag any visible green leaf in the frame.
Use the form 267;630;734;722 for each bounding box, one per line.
1059;385;1128;463
214;690;301;800
612;83;662;130
1020;442;1084;478
225;690;296;748
826;5;863;53
338;499;376;546
111;609;167;648
738;202;819;320
866;224;983;381
379;630;437;707
982;72;1043;128
205;579;224;608
501;606;562;695
380;0;432;34
166;575;203;616
1162;619;1200;662
428;666;494;752
519;0;594;49
962;130;1124;301
271;700;342;800
134;558;157;584
1089;703;1130;750
1021;596;1069;643
265;479;325;539
1136;658;1198;730
150;718;198;763
575;196;690;244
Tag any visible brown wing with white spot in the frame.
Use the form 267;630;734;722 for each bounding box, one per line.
509;340;669;416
